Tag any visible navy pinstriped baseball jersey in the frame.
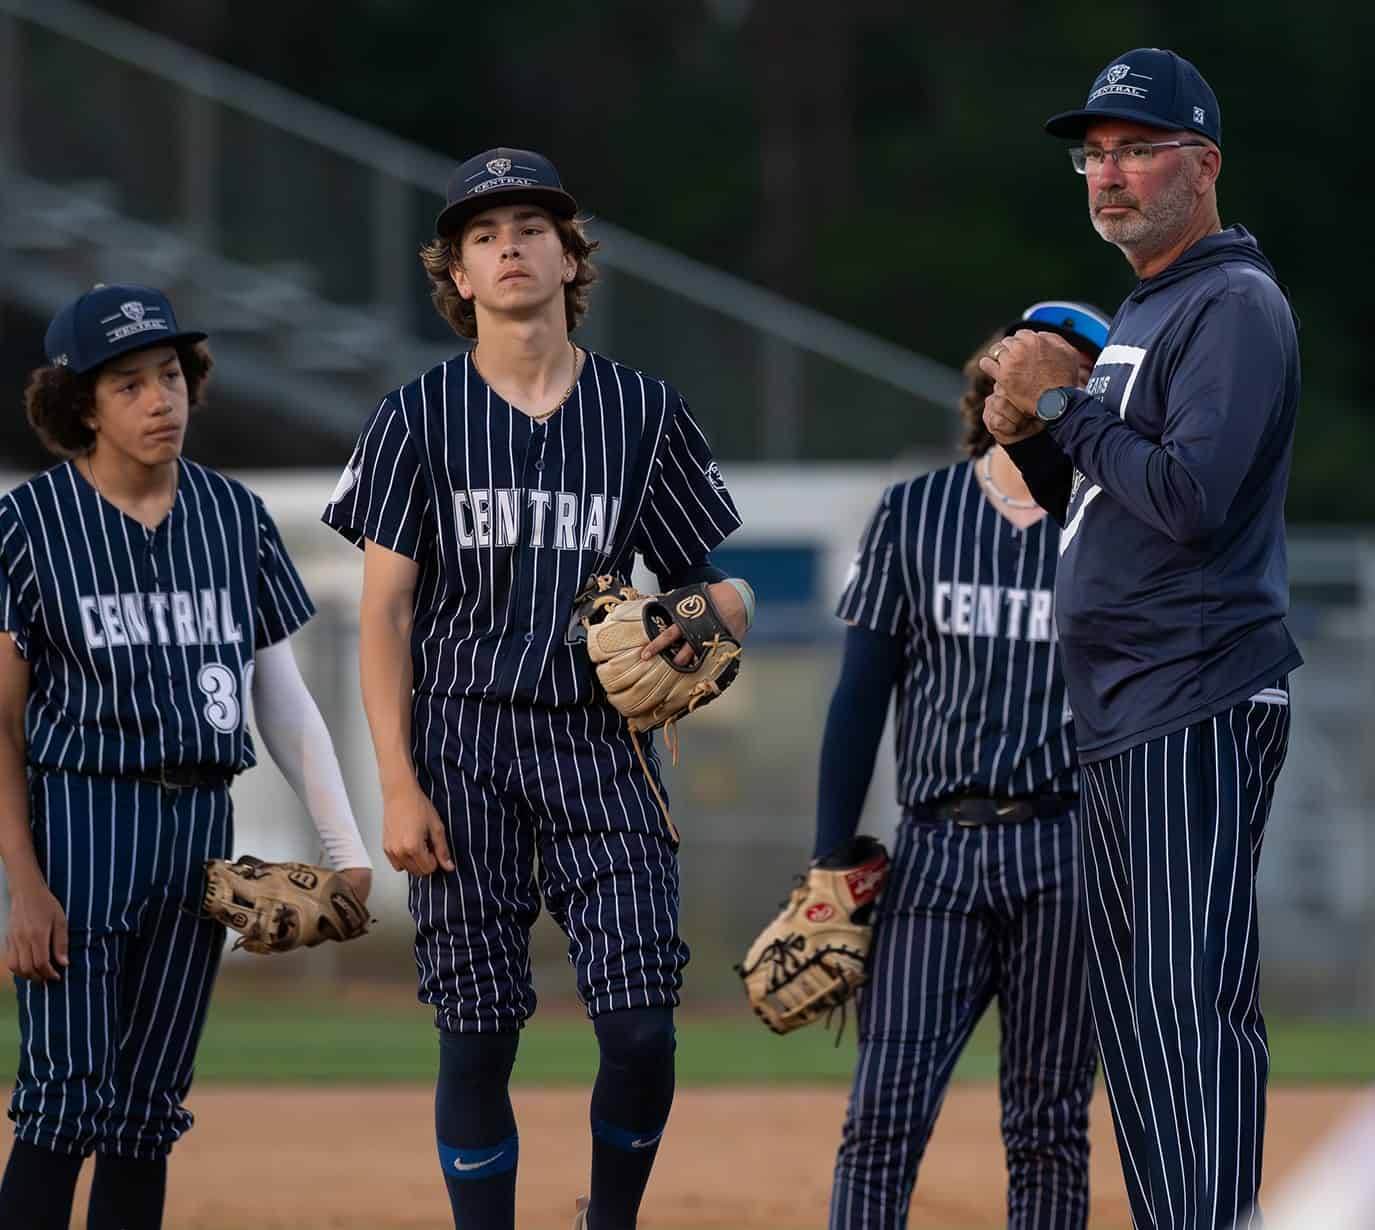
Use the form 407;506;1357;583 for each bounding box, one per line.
322;350;740;706
0;459;314;775
321;349;740;1032
0;459;315;1159
837;460;1077;803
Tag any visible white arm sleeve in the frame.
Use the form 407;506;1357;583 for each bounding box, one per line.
251;639;373;870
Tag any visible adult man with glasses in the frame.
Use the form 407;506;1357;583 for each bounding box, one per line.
978;47;1302;1230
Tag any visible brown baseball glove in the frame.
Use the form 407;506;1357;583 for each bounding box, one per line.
200;855;371;954
577;576;742;741
737;836;889;1035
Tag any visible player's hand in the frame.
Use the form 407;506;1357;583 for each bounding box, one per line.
4;880;69;982
640;581;748;666
641;621;696;667
381;783;456;877
983;390;1043;446
978;330;1081;415
339;866;373;904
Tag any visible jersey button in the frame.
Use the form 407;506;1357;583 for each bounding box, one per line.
523;632;534;643
534;460;544;471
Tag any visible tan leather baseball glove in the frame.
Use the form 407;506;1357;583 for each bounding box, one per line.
578;577;742;741
737;836;889;1035
200;855;371;954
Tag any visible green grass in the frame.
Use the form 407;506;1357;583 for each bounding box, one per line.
0;983;1370;1086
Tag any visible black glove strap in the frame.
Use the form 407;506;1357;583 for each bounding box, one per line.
643;583;737;673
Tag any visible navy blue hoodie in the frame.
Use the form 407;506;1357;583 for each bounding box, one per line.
1015;226;1302;762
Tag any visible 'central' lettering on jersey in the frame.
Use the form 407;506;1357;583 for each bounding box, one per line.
453;488;623;551
932;581;1056;642
78;587;244;650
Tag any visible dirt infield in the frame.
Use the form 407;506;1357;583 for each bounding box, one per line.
23;1083;1361;1229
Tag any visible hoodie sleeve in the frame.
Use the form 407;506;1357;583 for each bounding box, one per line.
1004;432;1074;525
1046;280;1292;545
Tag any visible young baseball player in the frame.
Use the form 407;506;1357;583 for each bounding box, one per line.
822;302;1110;1230
322;147;752;1230
984;49;1301;1230
0;284;372;1230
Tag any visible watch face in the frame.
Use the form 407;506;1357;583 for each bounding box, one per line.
1037;388;1069;422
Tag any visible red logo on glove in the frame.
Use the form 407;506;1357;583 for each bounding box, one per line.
844;856;888;906
805;903;835;923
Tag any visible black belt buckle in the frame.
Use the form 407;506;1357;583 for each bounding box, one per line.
940;795;1034;826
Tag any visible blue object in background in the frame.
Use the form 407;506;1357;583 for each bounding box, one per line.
711;544;834;642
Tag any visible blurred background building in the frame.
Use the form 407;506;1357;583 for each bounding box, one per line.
0;0;1369;1016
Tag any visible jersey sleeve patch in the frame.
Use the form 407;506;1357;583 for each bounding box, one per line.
321;395;433;561
634;393;742;580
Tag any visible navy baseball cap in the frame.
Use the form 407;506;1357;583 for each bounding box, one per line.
1045;48;1221;147
1006;300;1111;355
435;147;578;238
44;283;206;375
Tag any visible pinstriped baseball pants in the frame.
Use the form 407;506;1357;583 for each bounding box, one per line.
1078;689;1291;1230
9;771;232;1158
829;805;1097;1230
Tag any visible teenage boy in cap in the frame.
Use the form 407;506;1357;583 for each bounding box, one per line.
0;284;371;1229
821;301;1108;1230
322;148;753;1230
980;48;1302;1230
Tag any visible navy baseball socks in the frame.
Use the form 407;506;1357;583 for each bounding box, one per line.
87;1153;168;1229
0;1139;84;1228
0;1143;167;1229
586;1007;675;1230
436;1028;520;1229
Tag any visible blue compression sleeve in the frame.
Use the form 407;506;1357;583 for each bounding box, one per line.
813;624;905;862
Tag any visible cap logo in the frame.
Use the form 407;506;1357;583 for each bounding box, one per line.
100;301;169;343
1089;66;1150;104
1193;106;1206;125
486;158;512;177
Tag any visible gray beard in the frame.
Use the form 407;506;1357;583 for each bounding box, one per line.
1090;170;1198;259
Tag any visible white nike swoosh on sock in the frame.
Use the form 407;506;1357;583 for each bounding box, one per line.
454;1153;502;1171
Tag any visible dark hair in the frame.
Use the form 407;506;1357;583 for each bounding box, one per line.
23;341;214;458
958;327;1006;459
419;213;599;339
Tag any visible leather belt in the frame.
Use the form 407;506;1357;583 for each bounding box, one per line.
921;793;1076;827
130;765;236;790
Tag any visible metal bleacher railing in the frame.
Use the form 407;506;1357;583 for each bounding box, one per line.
0;0;962;461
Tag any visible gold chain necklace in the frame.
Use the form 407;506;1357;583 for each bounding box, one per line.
471;342;580;422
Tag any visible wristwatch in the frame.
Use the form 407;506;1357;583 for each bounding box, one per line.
1035;387;1074;423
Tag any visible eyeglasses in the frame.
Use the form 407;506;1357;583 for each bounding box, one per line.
1019;301;1110;351
1068;140;1208;175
